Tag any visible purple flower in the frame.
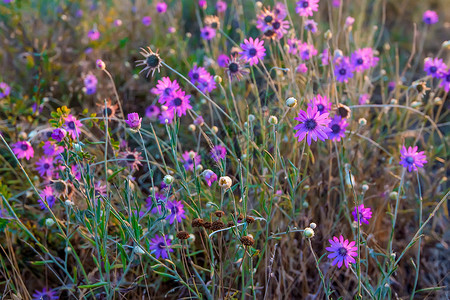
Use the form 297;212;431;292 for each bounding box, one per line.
309;94;331;114
294;106;332;145
85;85;96;95
159;108;175;124
321;48;330;66
43;141;63;157
189;65;209;86
328;116;348;141
142;16;152;26
166;200;187;224
151;77;180;103
32;287;58;300
359;94;370;105
256;8;276;32
38;186;56;210
334;56;354;83
201;26;216;40
165;89;192;117
150;234;173;259
87;29;100;41
287;38;301;55
439;69;450;92
36;156;55;177
271;18;290;38
351;48;379;72
12;141;34;160
304;19;318;33
388;81;396;92
203;169;218;186
225;55;249;81
296;63;308;73
217;54;228;68
332;0;342;7
64;115;83;139
352;204;372;225
326;236;358;268
399;145;427;172
299;42;318;60
156;2;167;13
345;16;355;27
119;149;143;170
126;113;142;130
194;116;204;126
70;164;81;180
274;2;287;19
0;82;11;98
145;105;161;119
146;192;167;214
198;0;207;9
240;37;266;66
423;10;438;25
181;151;201;171
114;19;122;26
424;57;447;78
51;128;66;142
295;0;319;17
216;0;227;13
211;145;226;162
84;74;97;87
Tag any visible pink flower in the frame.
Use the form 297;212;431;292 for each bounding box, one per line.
12;141;34;160
156;2;167;13
64;115;83;139
326;236;358;268
126;113;142;130
142;16;152;26
203;169;218;186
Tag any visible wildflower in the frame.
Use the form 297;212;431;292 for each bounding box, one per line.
271;18;290;38
70;164;81;181
142;16;152;26
256;8;276;32
399;145;427;172
204;15;220;29
216;0;227;12
146;192;167;214
188;66;216;92
304;19;318;33
328;116;348;141
0;82;11;98
321;48;330;66
113;19;122;26
351;48;379;72
210;145;226;162
151;77;180;103
42;141;63;157
211;220;225;231
295;0;319;17
145;105;160;119
119;149;143;171
156;2;167;13
163;174;174;185
150;234;173;259
274;2;287;19
200;26;216;41
334;56;354;83
51;128;66;142
165;89;192;116
352;204;372;225
309;94;331;115
189;65;209;86
95;59;105;70
38;186;56;210
198;0;207;9
240;235;255;246
64;114;83;139
268;115;278;125
136;47;162;77
35;156;55;178
166;200;187;224
202;169;218;186
332;0;341;7
217;54;228;67
424;57;447;78
194;116;204;126
12;141;34;160
303;227;315;238
218;176;232;189
286;97;298;108
439;69;450;92
84;74;97;88
45;218;55;227
181;150;201;171
423;10;438;25
159;108;175;124
177;231;190;240
225;55;249;81
326;236;358;268
294;106;332;145
125;113;142;130
345;16;355;27
87;29;100;41
359;94;370;105
287;38;301;55
240;37;266;66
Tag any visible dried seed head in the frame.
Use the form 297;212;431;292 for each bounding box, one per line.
214;210;225;218
203;221;212;229
211;220;225;231
245;216;255;224
192;218;205;227
218;176;232;189
336;104;351;119
51;180;68;196
237;213;244;222
240;236;255;246
176;231;190;240
227;221;235;227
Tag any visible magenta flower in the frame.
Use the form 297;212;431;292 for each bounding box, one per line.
295;0;319;17
440;70;450;92
294;106;332;145
87;29;100;41
334;56;354;83
0;82;11;98
150;234;173;259
326;236;358;268
225;55;249;81
70;164;81;181
359;94;370;105
151;77;180;103
424;57;447;78
351;48;379;72
271;18;290;38
42;141;64;157
145;105;161;119
217;54;228;68
32;287;58;300
156;2;167;13
216;0;227;13
296;63;308;73
423;10;438;25
38;186;56;210
119;149;143;171
240;37;266;66
399;145;427;172
274;2;287;19
299;42;318;60
203;169;218;186
146;192;167;214
126;113;142;130
181;151;201;171
142;16;152;26
321;48;330;66
165;89;192;117
201;26;216;40
328;116;348;141
166;200;187;224
188;65;215;92
309;94;331;114
287;38;301;55
194;116;204;126
345;16;355;27
332;0;342;7
114;19;122;27
12;141;34;160
51;128;66;142
158;108;175;124
211;145;226;162
352;204;373;225
36;156;55;178
84;74;97;87
64;115;83;139
256;8;276;32
304;19;318;33
198;0;207;9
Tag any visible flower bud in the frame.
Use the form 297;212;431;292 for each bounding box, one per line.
324;29;332;40
218;176;232;189
303;227;315;238
45;218;55;227
96;59;106;70
214;75;222;83
268;115;278;125
285;97;297;108
163;174;175;185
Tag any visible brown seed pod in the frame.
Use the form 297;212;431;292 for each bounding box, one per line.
237;213;244;222
336;104;351;119
245;216;255;224
240;236;255;246
214;210;225;218
227;221;235;228
211;220;225;231
176;231;190;240
192;218;205;228
203;221;212;229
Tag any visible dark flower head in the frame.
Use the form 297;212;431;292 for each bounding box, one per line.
225;55;249;81
136;47;162;77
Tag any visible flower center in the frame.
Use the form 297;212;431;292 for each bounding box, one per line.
405;156;414;164
302;1;309;8
264;30;276;37
339;68;347;75
273;21;281;30
193;73;200;80
68;121;75;130
164;87;171;95
248;48;257;57
41;295;51;300
146;54;160;68
211;22;218;29
338;107;349;118
43;163;50;169
173;97;183;106
317;104;324;112
304;119;317;130
338;247;347;256
331;124;340;134
126;154;135;161
429;66;437;73
228;62;239;73
158;242;165;249
21;143;28;151
446;74;450;82
357;58;364;65
103;107;112;116
264;15;273;23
